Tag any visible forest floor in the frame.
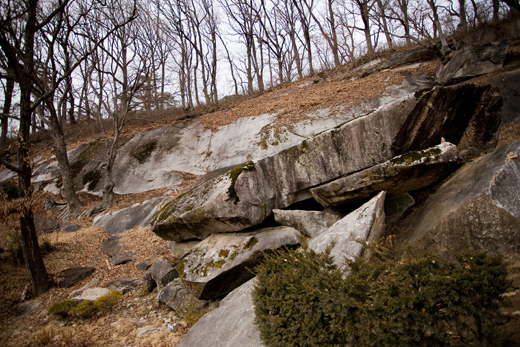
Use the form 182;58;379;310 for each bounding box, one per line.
1;39;520;346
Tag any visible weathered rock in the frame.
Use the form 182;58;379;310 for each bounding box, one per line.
137;261;151;272
310;142;461;207
175;278;263;347
69;278;100;298
59;266;96;288
102;235;137;265
355;46;436;74
158;278;211;312
34;215;59;234
398;141;520;262
152;84;501;242
72;287;110;302
385;193;415;225
106;278;144;294
391;84;502;154
145;257;178;291
178;226;301;300
93;198;162;236
168;240;201;259
308;192;386;270
273;209;342;238
13;301;41;318
62;224;81;233
437;40;510;84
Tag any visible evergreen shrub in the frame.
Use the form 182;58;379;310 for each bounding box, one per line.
252;239;510;347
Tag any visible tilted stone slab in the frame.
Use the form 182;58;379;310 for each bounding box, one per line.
151;84;501;242
158;278;214;313
309;192;386;271
437;40;510;84
273;209;342;238
145;257;178;292
310;142;461;208
59;266;96;288
398;141;520;262
178;226;301;301
175;278;263;347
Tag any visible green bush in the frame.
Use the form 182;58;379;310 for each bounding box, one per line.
253;239;510;347
48;300;78;318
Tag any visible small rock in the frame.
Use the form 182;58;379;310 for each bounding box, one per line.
59;266;96;288
62;224;81;233
137;261;151;272
106;278;144;294
69;278;100;298
72;287;110;302
137;325;161;337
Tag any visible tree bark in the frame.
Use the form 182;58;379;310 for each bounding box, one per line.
1;76;14;147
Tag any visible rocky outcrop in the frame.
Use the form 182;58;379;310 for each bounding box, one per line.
152;84;501;242
178;226;301;300
72;287;110;302
309;192;386;270
437;40;510;84
310;142;461;207
273;209;342;238
398;141;520;261
175;278;263;347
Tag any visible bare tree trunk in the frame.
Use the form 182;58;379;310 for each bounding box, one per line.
1;76;14;147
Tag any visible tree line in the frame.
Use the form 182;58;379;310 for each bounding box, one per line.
0;0;517;296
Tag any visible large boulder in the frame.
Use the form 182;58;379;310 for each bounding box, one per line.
273;209;342;238
178;226;301;300
175;278;263;347
145;257;179;292
152;84;501;242
93;198;162;236
157;278;212;313
398;141;520;262
310;142;461;207
437;40;510;84
308;192;386;270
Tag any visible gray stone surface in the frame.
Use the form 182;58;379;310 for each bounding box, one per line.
102;235;137;265
106;278;144;294
145;257;178;291
355;46;436;74
137;261;151;272
72;287;110;302
158;278;210;312
398;141;520;261
168;240;201;259
178;226;302;300
273;209;342;237
59;266;96;288
437;40;510;84
93;198;162;236
310;142;461;207
308;192;386;270
175;278;263;347
62;224;81;233
69;278;100;298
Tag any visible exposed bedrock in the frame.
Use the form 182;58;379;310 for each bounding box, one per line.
151;84;502;242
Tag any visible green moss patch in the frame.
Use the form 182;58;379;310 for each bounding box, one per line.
390;146;442;165
244;236;258;250
130;140;158;164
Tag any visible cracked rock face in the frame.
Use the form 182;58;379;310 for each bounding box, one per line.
178;226;301;301
398;141;520;262
310;142;461;208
